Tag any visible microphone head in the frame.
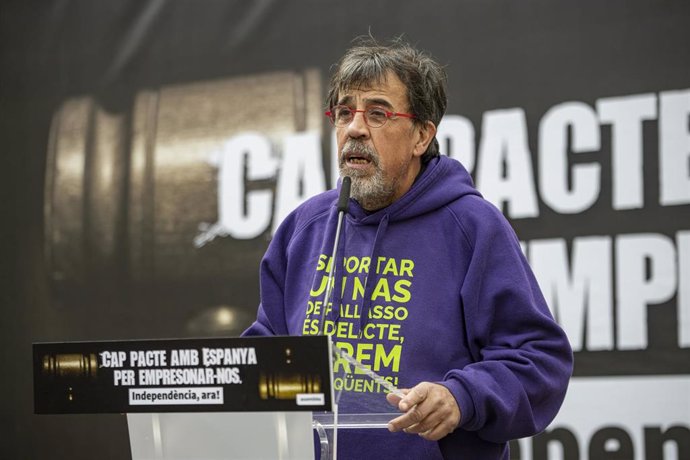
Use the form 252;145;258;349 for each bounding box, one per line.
337;176;351;214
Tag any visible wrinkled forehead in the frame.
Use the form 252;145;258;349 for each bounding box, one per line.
336;69;409;105
337;75;387;99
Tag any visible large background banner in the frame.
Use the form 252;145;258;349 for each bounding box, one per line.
2;1;689;459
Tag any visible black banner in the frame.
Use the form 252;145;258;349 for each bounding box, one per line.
34;336;332;414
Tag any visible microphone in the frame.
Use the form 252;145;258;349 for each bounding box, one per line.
318;177;351;335
337;176;351;213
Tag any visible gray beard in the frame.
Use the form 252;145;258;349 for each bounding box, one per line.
338;140;398;211
344;168;395;211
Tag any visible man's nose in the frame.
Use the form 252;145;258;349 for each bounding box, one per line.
345;110;370;138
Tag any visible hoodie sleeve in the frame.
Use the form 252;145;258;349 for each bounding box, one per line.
440;199;573;443
241;215;296;337
242;191;339;338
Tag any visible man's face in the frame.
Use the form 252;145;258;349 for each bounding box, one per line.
335;71;435;211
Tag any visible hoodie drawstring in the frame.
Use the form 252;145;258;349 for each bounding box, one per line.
356;213;390;335
321;212;390;337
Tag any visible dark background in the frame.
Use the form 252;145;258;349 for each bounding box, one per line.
2;1;689;458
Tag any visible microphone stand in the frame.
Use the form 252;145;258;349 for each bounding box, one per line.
318;176;350;460
317;176;351;336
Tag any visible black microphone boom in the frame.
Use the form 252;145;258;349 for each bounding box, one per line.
317;177;351;335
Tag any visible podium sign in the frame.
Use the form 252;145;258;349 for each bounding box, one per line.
33;336;406;459
33;335;333;414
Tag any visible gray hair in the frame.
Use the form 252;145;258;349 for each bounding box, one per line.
326;36;447;162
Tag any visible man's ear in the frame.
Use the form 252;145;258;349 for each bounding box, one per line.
413;120;437;157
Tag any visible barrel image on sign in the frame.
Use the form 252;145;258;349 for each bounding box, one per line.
44;69;323;336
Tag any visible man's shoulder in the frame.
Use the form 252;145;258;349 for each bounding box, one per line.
445;191;502;220
442;192;514;240
293;188;338;218
278;189;337;235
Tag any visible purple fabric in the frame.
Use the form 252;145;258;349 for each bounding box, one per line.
244;155;573;459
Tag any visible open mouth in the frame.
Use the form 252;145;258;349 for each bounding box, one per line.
342;150;375;167
347;155;371;165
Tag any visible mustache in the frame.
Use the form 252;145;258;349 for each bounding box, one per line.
340;140;379;166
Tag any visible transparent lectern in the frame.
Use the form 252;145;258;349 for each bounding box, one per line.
126;344;402;460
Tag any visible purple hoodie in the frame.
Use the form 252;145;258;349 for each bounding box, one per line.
244;155;573;459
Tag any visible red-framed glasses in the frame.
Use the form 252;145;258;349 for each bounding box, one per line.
325;105;416;128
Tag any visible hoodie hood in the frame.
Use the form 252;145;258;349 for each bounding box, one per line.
344;155;481;224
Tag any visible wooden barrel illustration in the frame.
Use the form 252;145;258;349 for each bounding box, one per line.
44;69;324;334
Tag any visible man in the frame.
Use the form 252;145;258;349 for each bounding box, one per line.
243;36;573;459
